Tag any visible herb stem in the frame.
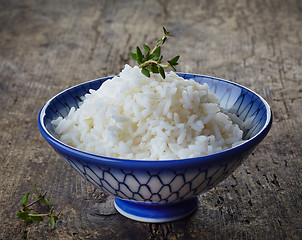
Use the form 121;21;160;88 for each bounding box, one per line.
139;60;168;68
17;186;60;230
149;33;169;56
26;192;47;208
28;213;50;217
130;27;179;79
150;45;158;55
150;41;161;55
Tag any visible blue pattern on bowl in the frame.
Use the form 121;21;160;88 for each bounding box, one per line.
38;73;272;222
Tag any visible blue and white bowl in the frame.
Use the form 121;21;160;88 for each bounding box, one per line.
38;73;272;223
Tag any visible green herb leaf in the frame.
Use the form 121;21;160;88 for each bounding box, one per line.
158;66;165;79
158;55;163;63
150;53;158;61
168;55;179;65
136;46;143;62
150;63;159;73
169;64;176;71
130;52;137;60
141;68;150;77
163;26;168;35
22;192;30;206
23;206;31;214
142;51;150;62
157;39;163;46
163;26;173;37
17;211;30;221
153;46;161;58
29;214;43;222
143;44;150;53
44;198;53;206
49;216;56;230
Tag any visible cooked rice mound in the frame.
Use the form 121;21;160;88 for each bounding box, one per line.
52;65;244;160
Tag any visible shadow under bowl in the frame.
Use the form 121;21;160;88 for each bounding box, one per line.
38;73;272;222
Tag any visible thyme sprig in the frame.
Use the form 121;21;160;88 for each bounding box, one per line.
16;184;61;230
130;27;179;79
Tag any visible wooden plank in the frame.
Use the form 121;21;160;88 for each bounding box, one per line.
0;0;301;239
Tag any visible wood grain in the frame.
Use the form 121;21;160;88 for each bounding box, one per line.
0;0;301;239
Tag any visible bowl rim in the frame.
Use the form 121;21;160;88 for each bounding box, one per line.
38;73;272;169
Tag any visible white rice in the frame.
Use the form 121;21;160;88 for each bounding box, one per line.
52;65;245;160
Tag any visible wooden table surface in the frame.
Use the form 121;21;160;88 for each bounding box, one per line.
1;0;301;239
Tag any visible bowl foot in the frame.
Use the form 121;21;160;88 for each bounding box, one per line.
114;197;198;223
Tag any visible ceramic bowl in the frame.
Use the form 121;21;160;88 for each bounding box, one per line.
38;73;272;223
